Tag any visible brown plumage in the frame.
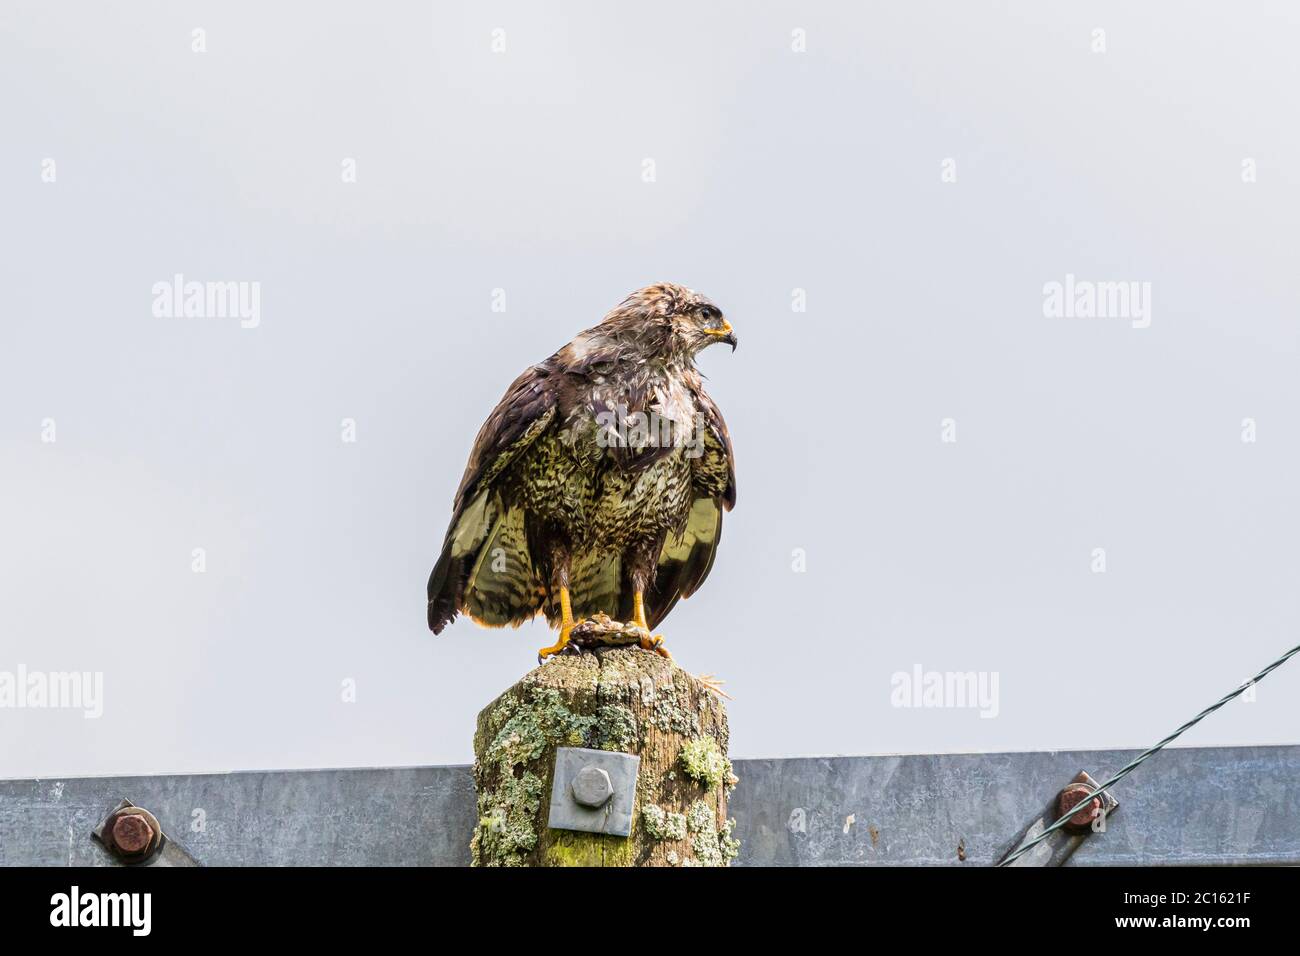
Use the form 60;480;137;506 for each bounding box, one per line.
426;283;737;656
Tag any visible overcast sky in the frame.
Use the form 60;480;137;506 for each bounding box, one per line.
2;1;1298;779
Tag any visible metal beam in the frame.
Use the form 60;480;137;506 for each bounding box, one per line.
1;745;1295;866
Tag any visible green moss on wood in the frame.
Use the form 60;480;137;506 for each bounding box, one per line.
678;737;734;791
592;704;638;751
686;800;715;835
472;771;544;867
473;684;643;866
650;680;702;736
682;800;740;867
641;804;688;841
720;818;741;862
471;649;733;867
542;829;634;867
485;689;587;769
482;689;639;768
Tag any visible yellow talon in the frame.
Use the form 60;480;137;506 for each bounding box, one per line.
536;627;572;661
632;591;672;659
538;586;576;662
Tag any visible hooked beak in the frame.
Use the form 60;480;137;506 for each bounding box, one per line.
705;320;738;352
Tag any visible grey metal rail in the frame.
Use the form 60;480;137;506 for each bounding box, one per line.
2;745;1296;866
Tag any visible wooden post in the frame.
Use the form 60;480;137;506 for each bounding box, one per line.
470;645;737;866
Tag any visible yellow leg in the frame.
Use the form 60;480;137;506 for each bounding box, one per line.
632;591;672;659
537;586;576;662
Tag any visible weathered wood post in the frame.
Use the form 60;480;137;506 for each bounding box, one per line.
471;644;737;866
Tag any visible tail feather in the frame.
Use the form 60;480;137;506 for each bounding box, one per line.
428;489;507;633
462;505;540;626
426;539;462;634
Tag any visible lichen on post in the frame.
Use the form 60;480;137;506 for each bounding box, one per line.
470;645;736;867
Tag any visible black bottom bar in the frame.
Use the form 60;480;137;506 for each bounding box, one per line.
1;865;1292;940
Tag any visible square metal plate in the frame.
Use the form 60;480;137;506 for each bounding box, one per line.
547;747;640;837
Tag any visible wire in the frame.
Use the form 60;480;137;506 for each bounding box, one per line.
997;641;1300;866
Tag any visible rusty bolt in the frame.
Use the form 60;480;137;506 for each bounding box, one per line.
1057;783;1101;831
111;813;155;855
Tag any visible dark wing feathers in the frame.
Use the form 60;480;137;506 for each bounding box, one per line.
692;385;737;510
452;363;557;510
640;384;736;629
427;364;558;633
639;497;724;629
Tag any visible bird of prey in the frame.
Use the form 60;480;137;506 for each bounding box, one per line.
427;283;737;664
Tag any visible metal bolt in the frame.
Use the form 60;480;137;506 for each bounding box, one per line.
570;766;614;808
1057;783;1101;831
111;813;155;855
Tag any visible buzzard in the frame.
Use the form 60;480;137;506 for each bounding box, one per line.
427;283;737;664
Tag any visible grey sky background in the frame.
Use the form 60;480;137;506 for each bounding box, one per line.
2;1;1298;779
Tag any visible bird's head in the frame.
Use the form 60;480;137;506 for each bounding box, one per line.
601;283;737;361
